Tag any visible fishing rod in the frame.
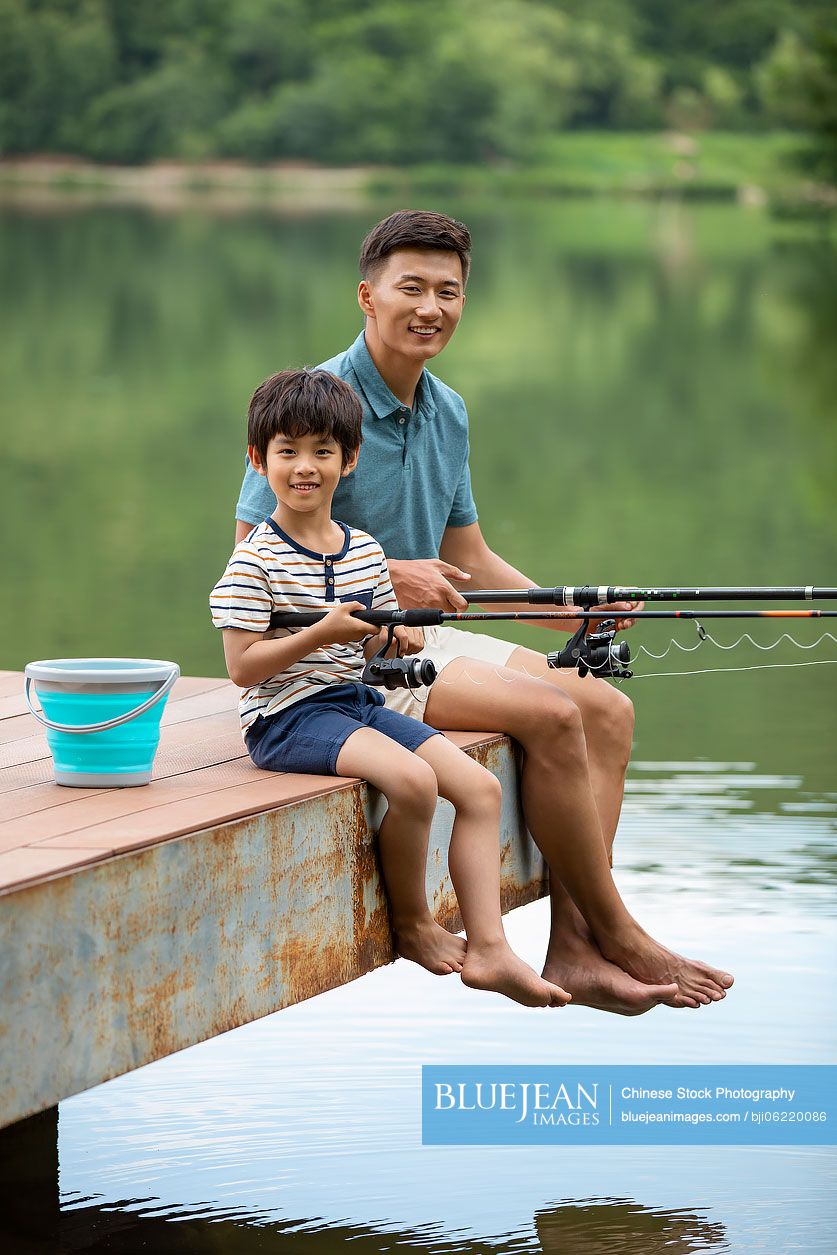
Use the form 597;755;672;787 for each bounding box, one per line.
268;606;837;686
464;586;837;607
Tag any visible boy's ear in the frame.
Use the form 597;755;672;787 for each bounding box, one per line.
342;446;360;477
248;444;266;476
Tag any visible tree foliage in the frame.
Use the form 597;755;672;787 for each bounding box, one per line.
0;0;834;164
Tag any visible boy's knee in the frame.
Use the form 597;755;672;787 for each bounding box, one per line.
387;760;438;817
451;761;502;815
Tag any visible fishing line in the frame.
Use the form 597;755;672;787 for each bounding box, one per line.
637;629;837;660
632;659;837;679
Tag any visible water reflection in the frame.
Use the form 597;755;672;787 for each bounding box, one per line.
2;1110;729;1253
535;1198;727;1253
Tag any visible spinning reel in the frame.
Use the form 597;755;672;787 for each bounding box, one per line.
547;619;633;679
361;624;438;692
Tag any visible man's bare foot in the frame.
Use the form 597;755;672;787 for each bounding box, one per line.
600;924;734;1009
395;918;467;975
462;940;571;1008
542;928;678;1016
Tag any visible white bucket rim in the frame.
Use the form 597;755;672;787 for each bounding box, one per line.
25;658;179;686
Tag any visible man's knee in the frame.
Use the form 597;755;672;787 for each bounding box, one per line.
584;683;634;761
518;692;586;755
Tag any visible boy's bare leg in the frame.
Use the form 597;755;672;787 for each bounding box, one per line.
336;728;466;975
424;659;733;1010
413;734;569;1008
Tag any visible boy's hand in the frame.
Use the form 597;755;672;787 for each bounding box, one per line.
313;601;373;646
363;624;425;660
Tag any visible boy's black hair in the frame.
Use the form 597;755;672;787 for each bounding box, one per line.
247;369;362;467
359;210;471;286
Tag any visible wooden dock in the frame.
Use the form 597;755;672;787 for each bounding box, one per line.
0;670;547;1130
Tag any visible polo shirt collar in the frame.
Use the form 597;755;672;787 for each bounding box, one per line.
347;330;436;420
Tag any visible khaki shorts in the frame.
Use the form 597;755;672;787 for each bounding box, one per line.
381;625;518;721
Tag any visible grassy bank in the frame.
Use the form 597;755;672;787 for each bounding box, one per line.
0;133;832;212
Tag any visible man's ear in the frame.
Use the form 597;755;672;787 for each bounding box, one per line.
248;445;266;477
357;279;375;319
342;446;360;477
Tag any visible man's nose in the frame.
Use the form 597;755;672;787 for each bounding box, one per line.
415;292;441;318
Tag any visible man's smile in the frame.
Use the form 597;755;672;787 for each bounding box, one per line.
409;325;441;337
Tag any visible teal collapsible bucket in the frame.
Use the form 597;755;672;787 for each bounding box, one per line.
24;658;180;787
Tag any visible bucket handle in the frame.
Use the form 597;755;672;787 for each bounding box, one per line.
24;665;180;735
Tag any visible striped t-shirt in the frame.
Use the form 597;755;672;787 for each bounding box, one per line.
210;516;397;736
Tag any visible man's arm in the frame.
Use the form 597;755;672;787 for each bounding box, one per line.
439;522;641;632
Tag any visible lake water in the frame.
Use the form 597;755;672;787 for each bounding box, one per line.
1;195;836;1252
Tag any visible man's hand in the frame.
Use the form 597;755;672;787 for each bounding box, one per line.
363;624;425;660
387;558;470;611
595;599;644;631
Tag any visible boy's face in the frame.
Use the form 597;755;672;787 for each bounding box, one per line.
249;432;359;517
358;248;465;364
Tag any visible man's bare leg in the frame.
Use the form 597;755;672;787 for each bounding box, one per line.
424;659;734;1010
504;647;650;1012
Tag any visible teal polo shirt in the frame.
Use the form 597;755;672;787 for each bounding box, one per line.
235;331;478;560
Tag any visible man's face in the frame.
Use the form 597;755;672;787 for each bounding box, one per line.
358;249;465;363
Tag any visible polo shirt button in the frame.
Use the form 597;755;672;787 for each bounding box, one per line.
327;577;334;584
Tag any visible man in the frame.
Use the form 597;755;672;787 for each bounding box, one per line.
235;211;732;1013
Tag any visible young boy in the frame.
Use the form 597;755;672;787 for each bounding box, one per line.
211;368;570;1009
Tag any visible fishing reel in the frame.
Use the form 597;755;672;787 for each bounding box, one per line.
361;624;438;692
547;619;633;679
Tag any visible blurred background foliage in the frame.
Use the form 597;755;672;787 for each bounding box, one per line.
1;0;835;176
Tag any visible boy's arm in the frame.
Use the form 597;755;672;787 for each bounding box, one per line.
224;602;371;687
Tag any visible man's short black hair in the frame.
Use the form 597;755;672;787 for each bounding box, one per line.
247;369;362;467
359;210;471;286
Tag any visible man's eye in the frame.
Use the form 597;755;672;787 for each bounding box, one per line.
401;286;421;294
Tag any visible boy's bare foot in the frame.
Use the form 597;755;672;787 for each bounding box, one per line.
600;925;733;1009
394;919;467;975
462;940;571;1008
542;930;678;1016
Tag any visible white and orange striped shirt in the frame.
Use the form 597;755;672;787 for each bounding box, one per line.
210;517;397;735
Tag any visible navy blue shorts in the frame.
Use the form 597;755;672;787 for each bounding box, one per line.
245;683;441;776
